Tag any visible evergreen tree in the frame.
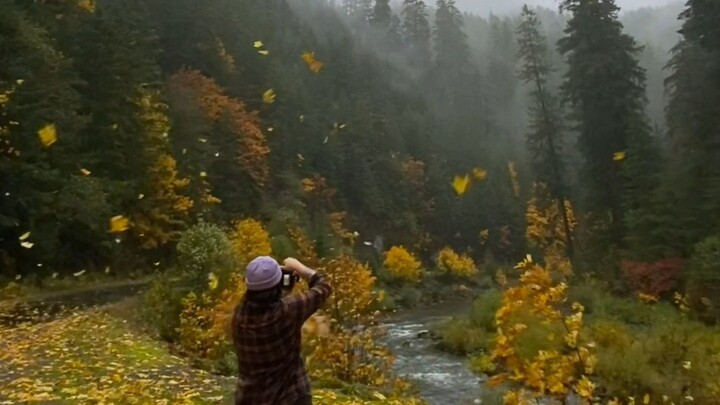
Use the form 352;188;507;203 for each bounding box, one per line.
433;0;469;69
402;0;432;66
371;0;392;27
665;0;720;248
516;5;574;259
558;0;650;243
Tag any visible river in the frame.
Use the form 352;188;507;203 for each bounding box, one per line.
382;300;484;405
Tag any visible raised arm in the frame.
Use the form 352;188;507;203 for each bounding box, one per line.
282;258;332;325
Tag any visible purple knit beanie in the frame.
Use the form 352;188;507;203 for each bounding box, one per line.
245;256;282;291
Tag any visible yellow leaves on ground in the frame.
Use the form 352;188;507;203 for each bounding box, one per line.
383;246;422;282
452;175;471;196
302;51;325;73
263;88;277;104
37;124;57;148
0;310;229;403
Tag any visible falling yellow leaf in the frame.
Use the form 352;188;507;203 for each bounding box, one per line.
683;361;692;370
111;123;119;130
372;392;387;400
16;79;24;85
301;51;325;73
198;138;208;143
200;171;207;178
208;272;219;290
267;127;274;132
452;175;471;196
20;241;34;249
299;115;305;122
258;49;270;56
19;231;30;241
52;272;58;278
613;151;626;161
15;274;21;280
138;194;145;199
472;167;488;181
73;269;86;277
38;124;57;148
576;376;595;398
323;136;329;144
263;89;276;104
109;215;130;233
104;266;111;274
80;168;91;176
297;153;305;162
253;40;264;48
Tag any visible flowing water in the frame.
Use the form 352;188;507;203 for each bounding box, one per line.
382;301;485;405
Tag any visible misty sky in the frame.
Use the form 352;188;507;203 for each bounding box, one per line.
455;0;681;15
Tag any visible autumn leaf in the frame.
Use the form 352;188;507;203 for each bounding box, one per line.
452;175;471;196
263;89;276;104
208;272;219;290
80;168;91;176
20;241;34;249
613;151;626;161
302;52;325;73
253;40;264;48
109;215;130;233
38;124;57;148
19;232;30;241
472;167;488;181
575;376;595;398
258;50;270;56
643;393;651;404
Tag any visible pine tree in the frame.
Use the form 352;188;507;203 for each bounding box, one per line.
371;0;393;27
558;0;650;243
402;0;432;66
433;0;469;69
516;5;574;259
665;0;720;248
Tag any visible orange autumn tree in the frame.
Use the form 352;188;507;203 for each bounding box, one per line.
131;88;193;250
490;256;597;405
167;69;270;186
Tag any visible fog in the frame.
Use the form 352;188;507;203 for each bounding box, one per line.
453;0;682;15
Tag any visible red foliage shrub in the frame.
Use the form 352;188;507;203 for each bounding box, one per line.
621;258;684;297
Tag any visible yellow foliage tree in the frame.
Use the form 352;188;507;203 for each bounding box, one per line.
436;247;479;278
383;246;422;282
490;256;597;404
319;255;377;324
230;218;272;267
328;211;357;246
131;89;193;250
526;183;576;276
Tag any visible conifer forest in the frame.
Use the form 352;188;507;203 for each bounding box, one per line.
1;0;720;404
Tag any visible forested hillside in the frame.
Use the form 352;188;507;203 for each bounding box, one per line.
2;0;720;403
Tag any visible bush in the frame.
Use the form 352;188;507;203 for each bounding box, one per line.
468;290;502;332
383;246;422;283
589;315;720;403
142;273;187;341
688;236;720;282
319;256;377;324
437;318;491;355
468;353;496;375
396;285;422;308
621;258;684;297
176;222;236;288
686;237;720;323
435;247;478;278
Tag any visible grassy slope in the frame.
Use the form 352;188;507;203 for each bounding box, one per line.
0;302;421;405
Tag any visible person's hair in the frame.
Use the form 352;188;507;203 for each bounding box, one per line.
245;282;282;303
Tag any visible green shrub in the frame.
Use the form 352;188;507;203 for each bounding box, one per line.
468;353;496;375
141;273;187;341
396;285;422;308
176;222;235;287
589;314;720;403
688;236;720;282
468;290;501;331
270;235;297;260
436;318;491;355
686;237;720;323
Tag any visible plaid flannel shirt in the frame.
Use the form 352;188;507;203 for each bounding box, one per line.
232;273;332;405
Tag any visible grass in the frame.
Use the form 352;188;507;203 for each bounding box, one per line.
0;298;424;405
